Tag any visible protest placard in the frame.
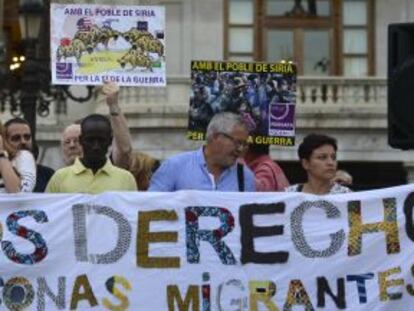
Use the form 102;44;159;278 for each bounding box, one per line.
50;4;165;87
188;60;297;146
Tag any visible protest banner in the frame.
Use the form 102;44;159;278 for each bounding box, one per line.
50;4;166;86
188;60;297;146
1;186;414;310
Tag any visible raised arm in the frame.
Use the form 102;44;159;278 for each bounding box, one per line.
102;81;132;169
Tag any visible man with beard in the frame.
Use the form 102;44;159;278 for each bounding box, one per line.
149;112;255;191
4;118;42;192
46;114;137;193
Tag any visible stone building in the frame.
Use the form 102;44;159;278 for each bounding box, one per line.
2;0;414;190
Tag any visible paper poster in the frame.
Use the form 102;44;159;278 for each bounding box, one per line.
50;4;166;86
188;60;297;146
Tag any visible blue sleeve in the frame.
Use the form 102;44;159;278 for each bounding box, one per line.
244;167;256;192
148;159;175;191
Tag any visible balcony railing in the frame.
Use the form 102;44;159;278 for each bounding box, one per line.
118;76;388;110
297;77;387;105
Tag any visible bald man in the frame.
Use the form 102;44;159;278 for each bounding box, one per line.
61;124;82;166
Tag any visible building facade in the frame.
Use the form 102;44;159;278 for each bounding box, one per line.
2;0;414;189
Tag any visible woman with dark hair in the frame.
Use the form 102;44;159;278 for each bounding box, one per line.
285;133;351;194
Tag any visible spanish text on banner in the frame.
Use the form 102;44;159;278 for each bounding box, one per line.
1;186;414;310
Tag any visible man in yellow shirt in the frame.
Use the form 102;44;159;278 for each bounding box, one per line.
46;114;137;193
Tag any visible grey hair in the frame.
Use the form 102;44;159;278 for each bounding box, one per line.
206;112;248;141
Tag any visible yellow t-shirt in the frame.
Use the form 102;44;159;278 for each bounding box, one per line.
46;158;137;194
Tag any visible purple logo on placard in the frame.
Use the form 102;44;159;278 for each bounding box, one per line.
56;63;73;79
269;103;295;131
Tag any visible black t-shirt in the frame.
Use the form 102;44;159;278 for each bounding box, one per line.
34;164;55;193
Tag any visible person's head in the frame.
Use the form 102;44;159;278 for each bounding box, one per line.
244;142;269;162
279;78;288;91
129;152;160;190
79;114;112;164
4;117;32;153
205;112;249;169
61;123;82;165
298;133;338;182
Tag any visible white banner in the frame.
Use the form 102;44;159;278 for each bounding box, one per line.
50;4;166;86
1;186;414;310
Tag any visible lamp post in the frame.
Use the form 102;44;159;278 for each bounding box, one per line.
0;1;94;141
8;0;94;142
18;0;43;141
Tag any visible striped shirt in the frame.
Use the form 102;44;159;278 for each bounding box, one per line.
0;150;36;193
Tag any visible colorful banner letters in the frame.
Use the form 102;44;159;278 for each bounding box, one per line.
1;186;414;310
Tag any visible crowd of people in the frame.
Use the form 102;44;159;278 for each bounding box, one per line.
0;82;352;196
189;71;296;136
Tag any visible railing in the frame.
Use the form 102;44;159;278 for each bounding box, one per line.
118;76;388;109
297;76;387;105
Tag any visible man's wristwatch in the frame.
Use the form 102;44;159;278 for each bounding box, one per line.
109;105;121;116
0;151;9;159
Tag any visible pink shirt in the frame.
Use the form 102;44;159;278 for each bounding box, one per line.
246;154;289;191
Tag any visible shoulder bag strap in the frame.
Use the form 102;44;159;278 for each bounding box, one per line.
237;163;244;192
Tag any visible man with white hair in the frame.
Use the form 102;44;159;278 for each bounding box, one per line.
61;123;82;166
149;112;256;191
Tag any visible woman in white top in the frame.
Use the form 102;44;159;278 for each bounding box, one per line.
285;134;351;195
0;122;36;193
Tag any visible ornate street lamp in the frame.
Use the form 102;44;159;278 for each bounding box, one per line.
18;0;44;140
0;0;94;140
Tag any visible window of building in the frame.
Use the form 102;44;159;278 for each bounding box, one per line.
225;0;255;62
224;0;375;76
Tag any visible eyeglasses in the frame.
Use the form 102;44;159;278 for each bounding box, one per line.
10;133;31;143
218;132;248;150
